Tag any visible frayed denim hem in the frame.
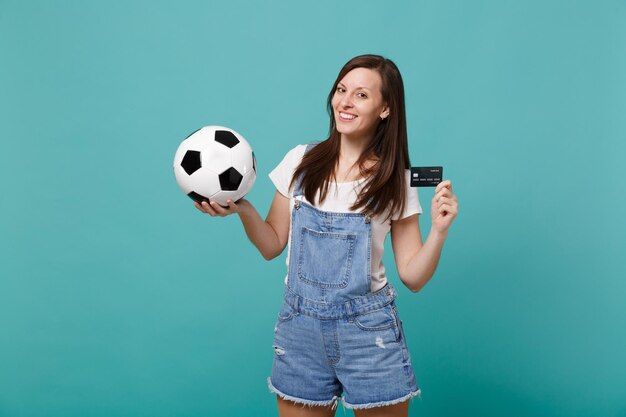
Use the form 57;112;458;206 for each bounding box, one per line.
342;388;421;410
267;377;340;410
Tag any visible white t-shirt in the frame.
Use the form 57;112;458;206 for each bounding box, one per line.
269;144;423;292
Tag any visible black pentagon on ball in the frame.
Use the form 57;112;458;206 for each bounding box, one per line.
219;167;243;191
215;130;240;148
181;150;202;175
187;191;210;204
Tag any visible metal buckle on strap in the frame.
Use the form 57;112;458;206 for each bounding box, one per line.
294;200;301;209
364;214;371;223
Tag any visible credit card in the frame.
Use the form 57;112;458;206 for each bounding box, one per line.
410;166;443;187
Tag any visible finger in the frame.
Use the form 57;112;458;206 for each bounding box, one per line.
194;201;205;213
202;201;217;216
438;203;457;217
435;180;452;193
433;189;448;203
444;202;458;214
197;201;212;214
212;201;235;217
437;188;452;200
437;196;453;207
226;199;238;212
210;201;228;216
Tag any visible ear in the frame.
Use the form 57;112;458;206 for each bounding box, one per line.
380;104;390;120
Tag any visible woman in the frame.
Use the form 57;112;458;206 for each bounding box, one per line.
195;54;458;417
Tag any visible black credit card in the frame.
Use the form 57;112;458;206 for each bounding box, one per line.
410;166;443;187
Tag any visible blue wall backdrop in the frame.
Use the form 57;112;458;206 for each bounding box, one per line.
1;1;625;416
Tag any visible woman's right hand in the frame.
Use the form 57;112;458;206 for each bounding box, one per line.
194;199;249;217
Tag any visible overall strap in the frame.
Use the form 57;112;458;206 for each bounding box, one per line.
293;141;321;197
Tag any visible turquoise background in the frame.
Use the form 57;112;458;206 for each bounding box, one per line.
1;0;625;416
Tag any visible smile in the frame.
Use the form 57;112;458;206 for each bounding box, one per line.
339;112;357;120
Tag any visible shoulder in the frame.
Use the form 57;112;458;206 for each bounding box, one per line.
286;144;308;163
269;144;309;197
281;142;320;168
270;144;308;177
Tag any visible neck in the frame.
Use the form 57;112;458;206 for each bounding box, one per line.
339;133;372;162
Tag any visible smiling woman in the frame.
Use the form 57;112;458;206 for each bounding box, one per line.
195;54;459;416
332;67;390;145
289;55;417;221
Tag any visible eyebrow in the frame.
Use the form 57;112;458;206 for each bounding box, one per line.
338;82;372;91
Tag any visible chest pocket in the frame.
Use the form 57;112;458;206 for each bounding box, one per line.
297;226;356;288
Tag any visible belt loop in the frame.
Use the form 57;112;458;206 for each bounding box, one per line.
293;295;300;315
345;301;354;322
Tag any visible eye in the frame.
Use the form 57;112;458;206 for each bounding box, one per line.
337;86;346;93
357;92;368;99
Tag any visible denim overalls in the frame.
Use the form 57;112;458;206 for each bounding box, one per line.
267;143;420;410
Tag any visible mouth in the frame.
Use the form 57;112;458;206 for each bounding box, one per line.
338;112;357;121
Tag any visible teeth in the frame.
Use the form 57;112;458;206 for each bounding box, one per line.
340;112;356;120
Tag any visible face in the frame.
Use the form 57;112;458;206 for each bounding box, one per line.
331;67;389;141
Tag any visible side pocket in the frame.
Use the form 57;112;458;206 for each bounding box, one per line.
392;305;411;363
277;302;295;323
391;304;403;342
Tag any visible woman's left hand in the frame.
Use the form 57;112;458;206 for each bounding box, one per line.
431;180;458;235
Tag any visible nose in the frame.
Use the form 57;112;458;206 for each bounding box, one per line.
338;92;353;109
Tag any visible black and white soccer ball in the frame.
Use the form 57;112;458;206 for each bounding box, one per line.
173;126;256;206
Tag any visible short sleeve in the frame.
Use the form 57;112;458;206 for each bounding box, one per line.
268;145;307;198
392;170;423;220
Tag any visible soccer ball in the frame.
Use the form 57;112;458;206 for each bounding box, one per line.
173;126;256;206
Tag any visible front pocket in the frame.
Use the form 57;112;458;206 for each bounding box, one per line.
297;226;356;288
353;305;400;341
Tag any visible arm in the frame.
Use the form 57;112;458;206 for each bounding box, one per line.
390;180;458;292
390;214;447;292
194;190;291;260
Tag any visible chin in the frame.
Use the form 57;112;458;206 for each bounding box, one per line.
335;121;356;135
336;126;354;136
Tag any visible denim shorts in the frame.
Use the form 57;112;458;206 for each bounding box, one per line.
267;285;421;410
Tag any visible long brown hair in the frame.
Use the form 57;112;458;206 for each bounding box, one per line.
290;54;411;221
